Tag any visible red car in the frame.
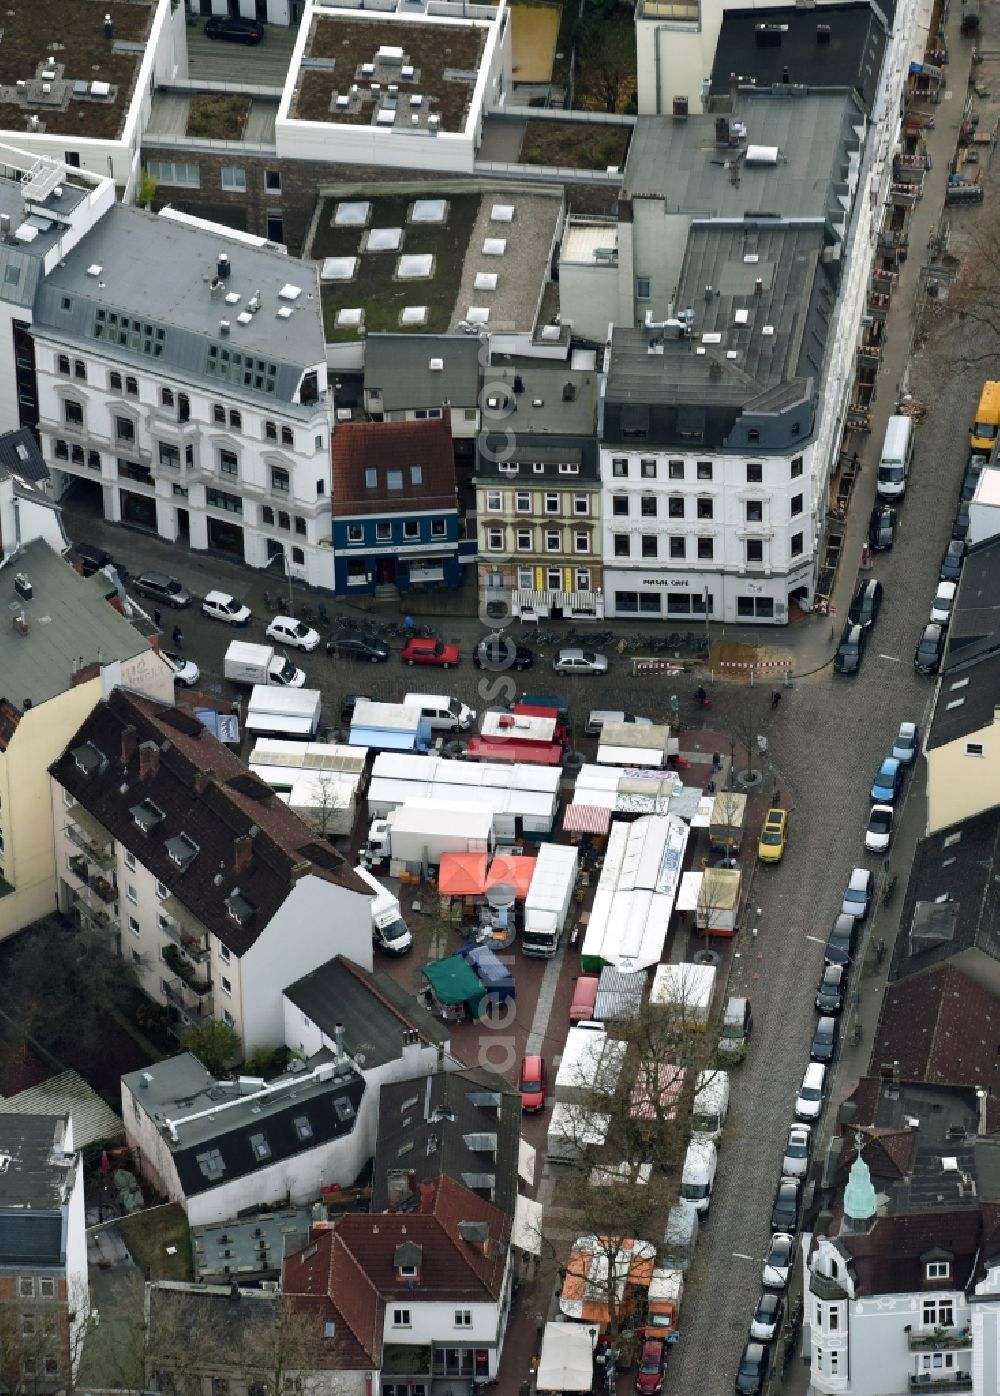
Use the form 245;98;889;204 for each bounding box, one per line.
569;974;599;1024
402;637;460;669
635;1338;667;1395
519;1054;547;1113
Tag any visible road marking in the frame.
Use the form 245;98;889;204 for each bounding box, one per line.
879;653;902;662
805;934;825;945
732;1252;755;1261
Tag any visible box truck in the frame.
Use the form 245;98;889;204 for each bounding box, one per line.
353;864;413;954
522;843;579;958
876;414;914;500
245;686;322;739
225;641;305;688
363;800;494;870
348;700;431;754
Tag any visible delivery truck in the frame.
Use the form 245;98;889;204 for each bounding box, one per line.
225;641;306;688
349;700;431;754
245;686;322;739
353;864;413;954
522;843;579;958
363;800;494;871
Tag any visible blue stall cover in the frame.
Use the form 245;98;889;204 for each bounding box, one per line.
461;943;516;1002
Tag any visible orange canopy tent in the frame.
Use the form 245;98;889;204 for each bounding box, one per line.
438;851;489;897
486;854;538;900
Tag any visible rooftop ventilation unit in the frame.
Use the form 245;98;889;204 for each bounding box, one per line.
219;319;231;336
279;283;302;301
377;45;404;63
429;357;444;370
817;23;832;42
86;261;102;276
672;95;688;118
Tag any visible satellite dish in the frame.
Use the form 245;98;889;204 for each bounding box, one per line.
486;883;516;910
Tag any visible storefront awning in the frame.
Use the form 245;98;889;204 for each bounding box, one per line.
512;1193;544;1255
562;803;612;835
518;1137;536;1186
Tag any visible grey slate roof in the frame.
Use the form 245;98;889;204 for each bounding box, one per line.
284;954;450;1067
0;538;148;712
0;1070;123;1148
372;1066;521;1219
364;333;480;413
476;432;599;480
33;204;325;412
890;806;1000;983
622;88;862;212
0;427;49;486
926;651;1000;752
941;536;1000;672
710;2;890;112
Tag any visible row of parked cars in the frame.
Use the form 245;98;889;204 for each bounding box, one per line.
912;453;980;674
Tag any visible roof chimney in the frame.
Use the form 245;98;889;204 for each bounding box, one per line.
217;253;231;282
233;833;253;874
138;741;160;779
121;724;137;765
418;1181;436;1214
194;769;213;796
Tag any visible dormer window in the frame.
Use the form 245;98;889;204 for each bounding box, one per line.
926;1260;950;1280
130;797;165;833
226;891;254;926
72;742;108;776
399;1264;417;1278
165;832;199;869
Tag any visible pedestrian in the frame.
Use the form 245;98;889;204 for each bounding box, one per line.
404;614;415;637
771;688;782;710
172;625;183;648
153;608;162;629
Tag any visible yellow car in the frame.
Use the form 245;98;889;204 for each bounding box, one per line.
758;808;789;863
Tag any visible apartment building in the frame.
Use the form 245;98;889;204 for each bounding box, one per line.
31;203;334;587
0;538;170;945
50;688;373;1055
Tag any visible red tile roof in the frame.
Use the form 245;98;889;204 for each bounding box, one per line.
284;1230;381;1366
871;965;1000;1090
331;418;457;517
841;1208;986;1296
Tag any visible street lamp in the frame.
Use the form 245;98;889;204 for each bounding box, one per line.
267;548;295;615
702;584;711;654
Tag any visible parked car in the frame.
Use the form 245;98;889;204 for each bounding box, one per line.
402;637;460;669
871;756;903;804
810;1015;840;1063
816;963;846;1015
770;1177;801;1232
569;975;600;1024
848;578;883;630
868;503;897;551
635;1338;668;1395
473;635;534;672
940;538;965;582
735;1341;771;1396
327;631;390;663
340;693;372;725
960;457;984;502
75;544;126;581
201;590;251;625
205;15;265;41
553;647;609;676
865;804;894;853
750;1291;784;1343
842;867;872;920
824;913;858;966
914;623;946;675
762;1234;794;1290
782;1123;812;1178
952;505;971;542
133;571;191;609
833;622;866;675
518;1055;547;1114
757;808;789;864
892;720;920;764
265;616;320;652
163;651;199;687
930;581;957;626
794;1062;826;1122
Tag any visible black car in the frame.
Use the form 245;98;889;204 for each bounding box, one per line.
810;1015;840;1063
848;578;883;630
769;1177;801;1233
940;538;965;582
816;963;846;1015
952;505;971;542
74;543;127;581
868;503;897;551
833;622;866;675
961;457;985;502
735;1341;771;1396
914;623;945;675
824;913;858;966
473;635;535;673
340;693;373;725
205;15;265;41
326;631;390;663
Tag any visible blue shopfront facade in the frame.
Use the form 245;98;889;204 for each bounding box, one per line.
332;510;475;596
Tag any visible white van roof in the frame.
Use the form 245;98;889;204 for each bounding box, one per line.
404;692;453;709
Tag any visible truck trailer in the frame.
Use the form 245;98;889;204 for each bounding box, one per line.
522;843;579;957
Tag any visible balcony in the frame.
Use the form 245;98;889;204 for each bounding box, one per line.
162;892;209;942
908;1329;972;1352
163;979;215;1019
809;1270;848;1301
162;943;212;996
64;812;115;869
909;1377;972;1393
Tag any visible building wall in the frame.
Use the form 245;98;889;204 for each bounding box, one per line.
0;479;68;562
635;0;786;116
926;720;1000;834
240;876;373;1054
65;1145;90;1379
34;336;336;590
383;1297;502;1350
333;509;462;595
557;259;630;346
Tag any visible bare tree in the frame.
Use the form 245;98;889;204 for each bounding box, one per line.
727;687;770;778
948;219;1000;365
0;1276;92;1396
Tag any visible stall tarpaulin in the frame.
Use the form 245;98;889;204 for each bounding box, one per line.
422;955;486;1016
518;1137;537;1185
536;1322;599;1393
437;851;489;897
487;854;537;899
562;803;612;835
513;1193;544;1255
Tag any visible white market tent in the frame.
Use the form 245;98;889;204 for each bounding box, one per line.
536;1322;600;1393
581;815;689;972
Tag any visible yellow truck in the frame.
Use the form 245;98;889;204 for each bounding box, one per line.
970;381;1000;453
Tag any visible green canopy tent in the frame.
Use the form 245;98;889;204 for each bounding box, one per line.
423;954;487;1021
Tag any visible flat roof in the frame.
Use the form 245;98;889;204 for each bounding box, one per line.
561;220;619;266
290;12;488;134
0;0;155;141
0;539;148;713
34;204;325;409
479;359;598;436
0;1114;73;1212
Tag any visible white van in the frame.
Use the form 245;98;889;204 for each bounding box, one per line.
586;710;653;738
680;1138;718;1215
876;414;914;500
403;692;476;733
692;1070;730;1142
794;1062;826;1121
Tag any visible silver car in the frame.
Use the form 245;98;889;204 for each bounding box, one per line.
553;647;609;675
892;720;919;764
782;1123;811;1178
842;866;872;920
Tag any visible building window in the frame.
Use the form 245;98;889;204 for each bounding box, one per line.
393;1310;411;1328
747;463;763;483
697;498;714;520
57;353;70;375
265;420;278;441
124;850;136;871
403;521;419;540
697;537;714;560
696;461;713;481
636;277;650;299
265;169;282;193
486;527;503;551
219;944;231;963
54;438;68;460
156;881;168;899
613;534;630;558
146;159;200;188
223;1009;235;1027
516;529;531;550
828;1307;840;1332
375;522;391;542
18;1278;34;1298
926;1261;951;1280
544;493;559;514
229;409;241;431
640;459;656;479
966;741;985;757
74;359;86;381
347;525;363;544
178;393;190;423
612;458;628;478
71;443;84;465
411;465;423;487
431;518;446;537
669;536;686;559
277;512;290;531
213;404;226;424
573;495;588;515
517;568;533;589
791;532;804;557
669;460;684;480
747;428;760;443
791;493;803;516
746;539;764;564
158;442;180;469
547;567;562;590
271;466;290;494
161;388;174;408
221;976;232;996
746;500;763;523
126;884;138;905
485;490;502;512
125;376;138;397
115;416;135;444
640;496;657;517
386;470;404;491
574;531;589;553
128;917;140;936
206;489;242;515
221;167;247;193
219;449;238;477
39;1279;54;1299
922;1299;954;1326
64;400;84;427
612;495;628;517
791;455;803;478
455;1310;472;1328
88;448;101;470
515;491;530;512
545;531;560;552
662;497;681;521
641;535;657;559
